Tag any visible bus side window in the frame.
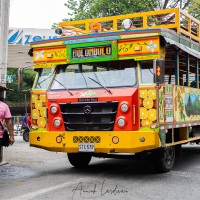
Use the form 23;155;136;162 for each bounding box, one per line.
164;66;175;85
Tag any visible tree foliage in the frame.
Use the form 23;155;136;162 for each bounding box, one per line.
157;0;191;10
51;0;198;29
51;0;200;38
188;0;200;20
61;0;193;22
64;0;157;20
5;68;35;104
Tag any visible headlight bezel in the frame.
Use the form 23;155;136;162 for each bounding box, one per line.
117;117;126;128
54;118;61;127
120;103;129;113
50;104;59;114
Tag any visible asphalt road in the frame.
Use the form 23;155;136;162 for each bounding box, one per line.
1;136;200;200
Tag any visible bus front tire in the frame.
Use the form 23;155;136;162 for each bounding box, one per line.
67;153;92;168
152;146;175;173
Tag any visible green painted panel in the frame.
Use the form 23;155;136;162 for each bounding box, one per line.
161;30;179;42
66;40;118;64
180;38;190;47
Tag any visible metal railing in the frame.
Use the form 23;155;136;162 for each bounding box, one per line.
58;8;200;43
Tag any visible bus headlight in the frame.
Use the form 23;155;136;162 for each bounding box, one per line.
50;105;58;114
54;118;61;127
117;118;125;127
120;102;129;113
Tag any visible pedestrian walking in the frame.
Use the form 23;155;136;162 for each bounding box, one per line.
22;113;28;128
0;101;14;147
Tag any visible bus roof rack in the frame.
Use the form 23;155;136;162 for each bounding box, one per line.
58;8;200;43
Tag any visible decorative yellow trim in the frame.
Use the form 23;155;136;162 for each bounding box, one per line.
31;41;64;48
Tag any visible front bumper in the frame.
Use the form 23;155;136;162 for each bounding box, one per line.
30;130;161;153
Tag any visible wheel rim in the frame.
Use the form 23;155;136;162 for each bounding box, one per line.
163;147;174;165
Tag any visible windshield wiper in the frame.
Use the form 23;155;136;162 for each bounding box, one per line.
37;73;54;87
53;79;73;96
88;76;112;95
81;73;88;88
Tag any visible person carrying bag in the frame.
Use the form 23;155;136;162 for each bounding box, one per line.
0;101;14;148
0;122;10;147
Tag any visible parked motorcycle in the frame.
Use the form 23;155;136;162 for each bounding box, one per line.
21;125;30;142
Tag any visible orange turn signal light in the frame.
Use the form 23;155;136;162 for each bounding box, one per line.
112;136;119;144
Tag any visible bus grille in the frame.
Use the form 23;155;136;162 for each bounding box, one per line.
59;101;118;131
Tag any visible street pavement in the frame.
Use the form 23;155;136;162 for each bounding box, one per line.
1;136;200;200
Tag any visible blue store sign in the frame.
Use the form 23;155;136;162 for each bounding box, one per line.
8;28;58;45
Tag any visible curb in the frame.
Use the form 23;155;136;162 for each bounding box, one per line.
0;161;8;166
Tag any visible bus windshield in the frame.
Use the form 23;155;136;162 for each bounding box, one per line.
50;60;137;90
35;67;55;89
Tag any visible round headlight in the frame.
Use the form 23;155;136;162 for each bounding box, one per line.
121;103;129;112
117;118;125;127
54;119;61;127
50;106;58;114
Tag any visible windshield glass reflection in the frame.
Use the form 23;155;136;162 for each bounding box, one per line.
50;60;137;90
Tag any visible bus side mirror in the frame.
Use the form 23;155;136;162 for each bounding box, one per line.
18;68;23;91
153;59;165;84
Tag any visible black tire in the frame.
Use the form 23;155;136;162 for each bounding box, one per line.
152;146;175;173
23;130;29;142
67;153;92;168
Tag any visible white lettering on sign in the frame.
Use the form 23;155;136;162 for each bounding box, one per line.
49;92;61;95
6;75;14;83
8;28;58;45
49;91;61;98
72;46;111;58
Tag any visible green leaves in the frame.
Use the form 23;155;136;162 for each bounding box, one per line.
5;68;35;103
63;0;158;21
188;0;200;20
52;0;197;28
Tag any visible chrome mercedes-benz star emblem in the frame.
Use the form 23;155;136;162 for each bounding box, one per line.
84;105;92;114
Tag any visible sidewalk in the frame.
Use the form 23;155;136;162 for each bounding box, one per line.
0;136;22;166
0;146;8;166
0;161;8;166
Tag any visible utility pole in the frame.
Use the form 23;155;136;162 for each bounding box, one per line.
0;0;10;164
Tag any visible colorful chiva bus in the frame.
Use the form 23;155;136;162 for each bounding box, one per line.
20;8;200;172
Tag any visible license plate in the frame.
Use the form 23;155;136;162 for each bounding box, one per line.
78;143;94;152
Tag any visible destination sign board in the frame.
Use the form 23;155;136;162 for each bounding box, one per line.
72;45;111;59
66;40;118;63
